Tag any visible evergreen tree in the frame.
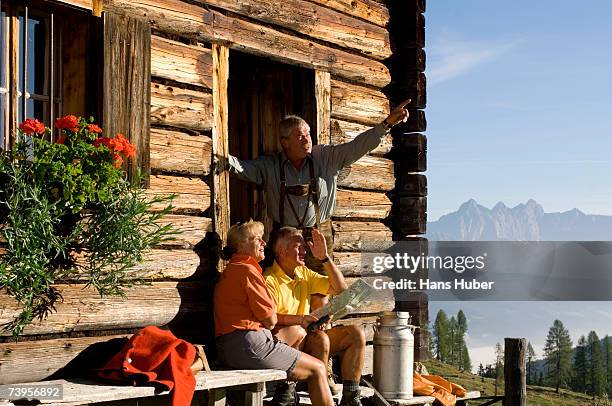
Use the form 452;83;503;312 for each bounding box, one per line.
495;342;504;396
604;335;612;399
587;331;606;398
527;342;536;385
477;363;485;376
543;319;573;393
448;316;458;365
433;310;450;361
461;342;472;372
573;335;588;393
456;310;470;371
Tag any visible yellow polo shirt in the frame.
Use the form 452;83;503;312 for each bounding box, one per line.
264;261;330;315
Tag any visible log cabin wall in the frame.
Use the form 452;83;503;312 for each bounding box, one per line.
0;0;428;383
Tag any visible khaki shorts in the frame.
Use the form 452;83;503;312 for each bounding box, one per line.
216;329;300;373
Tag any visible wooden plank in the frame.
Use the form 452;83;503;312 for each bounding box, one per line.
146;174;211;213
307;0;389;28
333;221;391;251
0;334;130;384
335;189;391;220
192;0;391;59
150;83;213;131
105;0;391;87
505;338;527;406
338;155;394;191
1;371;286;404
0;282;207;337
330;119;391;156
315;70;331;145
151;35;213;89
331;79;389;126
211;44;231;247
159;214;212;247
150;128;212;175
102;11;151;186
53;0;94;10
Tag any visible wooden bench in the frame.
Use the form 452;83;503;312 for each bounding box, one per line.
372;391;481;406
0;369;286;406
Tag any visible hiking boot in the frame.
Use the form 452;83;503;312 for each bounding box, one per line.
338;390;362;406
271;381;298;406
328;358;342;395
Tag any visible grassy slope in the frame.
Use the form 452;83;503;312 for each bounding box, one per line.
423;358;611;406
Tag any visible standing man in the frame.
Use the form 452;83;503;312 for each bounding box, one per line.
227;99;411;271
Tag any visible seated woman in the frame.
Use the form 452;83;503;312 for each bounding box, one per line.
213;220;334;406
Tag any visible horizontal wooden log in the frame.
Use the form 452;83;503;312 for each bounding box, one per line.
106;0;390;87
0;334;130;384
333;221;391;251
64;248;204;281
159;214;212;247
393;173;427;197
391;133;427;173
335;189;391;219
150;128;212;175
0;282;207;336
308;0;389;28
150;82;213;131
338;155;394;191
389;71;426;110
132;248;203;279
388;8;425;49
388;46;426;74
146;174;211;213
330;119;391;156
331;79;389;126
334;251;392;277
192;0;391;60
392;109;427;133
387;196;427;235
151;35;213;89
55;0;93;10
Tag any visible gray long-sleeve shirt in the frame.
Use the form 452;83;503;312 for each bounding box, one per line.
228;123;387;227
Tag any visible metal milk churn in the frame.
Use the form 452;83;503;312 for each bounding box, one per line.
373;311;415;400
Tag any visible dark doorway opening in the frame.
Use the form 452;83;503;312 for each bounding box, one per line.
228;52;315;231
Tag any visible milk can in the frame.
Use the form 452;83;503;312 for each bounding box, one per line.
373;311;415;400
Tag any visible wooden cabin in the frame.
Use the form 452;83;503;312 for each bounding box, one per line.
0;0;427;385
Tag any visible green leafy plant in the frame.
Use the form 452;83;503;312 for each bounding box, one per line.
0;116;178;338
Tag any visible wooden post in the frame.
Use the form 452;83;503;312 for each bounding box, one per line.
212;44;230;248
314;70;331;145
504;337;527;406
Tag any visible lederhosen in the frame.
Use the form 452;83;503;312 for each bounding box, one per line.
267;154;333;273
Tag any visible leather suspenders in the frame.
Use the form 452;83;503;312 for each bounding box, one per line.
279;155;321;229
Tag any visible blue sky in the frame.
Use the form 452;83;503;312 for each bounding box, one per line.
425;1;612;370
426;0;612;221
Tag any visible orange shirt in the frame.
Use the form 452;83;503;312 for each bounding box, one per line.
214;254;277;337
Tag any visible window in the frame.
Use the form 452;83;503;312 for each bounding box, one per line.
1;1;61;147
0;0;96;149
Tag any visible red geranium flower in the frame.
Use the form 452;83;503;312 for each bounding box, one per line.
55;115;79;132
88;124;103;134
56;135;66;145
93;137;112;149
19;118;46;135
113;154;124;169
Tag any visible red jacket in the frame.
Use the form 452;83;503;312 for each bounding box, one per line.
97;326;196;406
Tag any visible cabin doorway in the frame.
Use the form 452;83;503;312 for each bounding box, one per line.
228;52;316;234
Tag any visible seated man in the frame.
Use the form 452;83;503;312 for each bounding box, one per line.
264;227;366;406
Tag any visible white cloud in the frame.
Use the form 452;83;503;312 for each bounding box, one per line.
427;32;522;86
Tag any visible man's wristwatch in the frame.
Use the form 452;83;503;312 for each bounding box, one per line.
320;256;331;264
382;118;393;131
